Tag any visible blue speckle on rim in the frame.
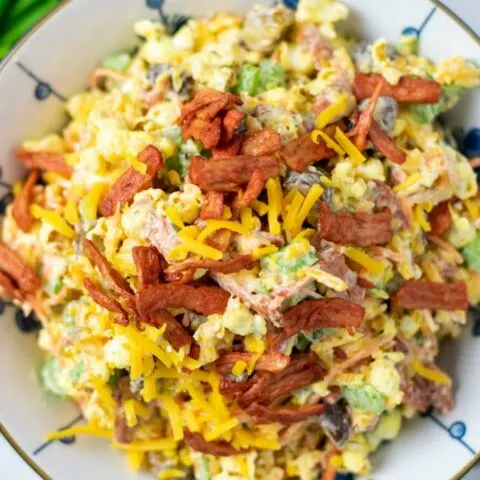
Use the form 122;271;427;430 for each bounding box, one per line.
146;0;165;8
463;128;480;158
473;320;480;336
401;26;419;37
449;421;467;439
0;299;5;315
34;82;52;101
15;309;41;333
59;436;76;445
336;473;355;480
283;0;298;10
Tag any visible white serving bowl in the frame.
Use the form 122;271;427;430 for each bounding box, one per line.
0;1;479;479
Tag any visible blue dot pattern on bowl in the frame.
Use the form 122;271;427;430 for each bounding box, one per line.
146;0;165;8
34;82;52;101
462;128;480;158
283;0;299;10
401;26;419;37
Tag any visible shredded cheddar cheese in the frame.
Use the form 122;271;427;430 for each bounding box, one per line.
411;359;452;385
334;127;366;165
204;417;239;441
393;172;421;192
345;246;385;275
251;199;269;216
292;184;324;236
315;93;349;129
232;359;248;376
158;395;184;441
83;182;105;221
415;204;431;232
266;177;282;235
252;245;279;259
114;439;177;451
175;237;223;260
46;425;113;441
31;205;75;238
165;205;185;229
196;220;249;243
312;129;345;157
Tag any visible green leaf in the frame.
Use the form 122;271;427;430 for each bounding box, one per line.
70;361;84;383
258;60;286;91
342;384;385;415
101;52;131;73
53;277;64;295
462;232;480;272
235;63;260;96
411;84;466;124
107;368;123;387
39;356;66;397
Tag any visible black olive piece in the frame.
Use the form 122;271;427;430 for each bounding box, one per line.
317;401;351;447
15;309;41;333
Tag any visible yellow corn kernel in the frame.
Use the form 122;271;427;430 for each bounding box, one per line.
232;360;248;376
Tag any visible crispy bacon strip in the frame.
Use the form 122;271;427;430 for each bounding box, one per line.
241;128;282;156
137;283;230;317
99;145;164;217
0;243;40;293
368;120;406;164
216;351;290;376
428;201;451;236
12;169;40;232
233;169;265;209
183;116;222;149
283;298;365;339
354;77;385;151
189;155;280;191
315;202;392;247
146;310;191;349
392;281;468;311
245;402;325;425
84;279;128;326
83;239;134;308
237;355;325;409
0;271;22;300
183;429;246;456
200;191;225;220
180;89;242;126
280;132;336;172
132;245;165;289
223;109;246;142
14;149;72;175
353;73;442;104
165;255;257;277
212;136;243;159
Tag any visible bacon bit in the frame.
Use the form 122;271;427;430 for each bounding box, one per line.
184;116;223;149
0;243;40;293
99;145;164;217
90;68;128;89
189;342;201;360
180;89;242;125
180;89;242;149
355;77;385;151
183;429;247;456
207;229;233;253
166;255;257;278
12;169;40;232
428;201;451;236
282;298;364;339
84;279;128;326
237;354;325;409
370;245;406;263
357;277;375;289
469;157;480;168
132;245;166;289
219;377;253;399
200;191;225;220
145;310;191;349
353;73;442;104
223;110;246;142
137;283;229;317
368;120;406;164
0;271;22;300
212;136;243;159
189;155;280;191
245;402;325;425
373;180;410;227
233;169;265;209
14;149;72;175
216;352;290;376
280;132;336;172
392;280;468;311
321;453;337;480
314;202;393;247
83;239;134;308
241;128;282;156
333;346;347;362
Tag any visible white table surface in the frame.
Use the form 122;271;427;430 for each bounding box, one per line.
1;0;479;479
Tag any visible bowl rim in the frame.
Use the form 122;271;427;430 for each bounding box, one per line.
0;1;478;479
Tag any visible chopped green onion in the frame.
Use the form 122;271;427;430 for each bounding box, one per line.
235;64;260;96
462;232;480;272
342;384;385;415
101;52;131;73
